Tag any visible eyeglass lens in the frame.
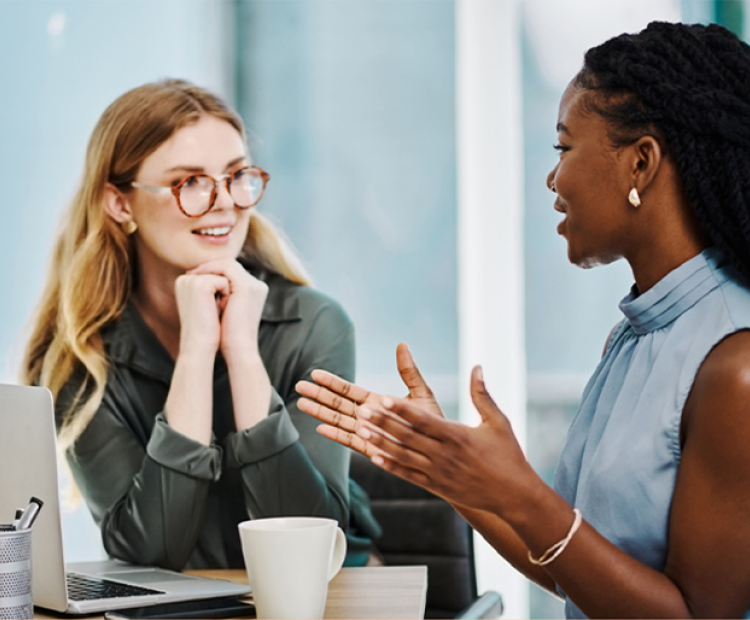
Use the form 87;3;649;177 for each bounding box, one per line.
179;168;265;216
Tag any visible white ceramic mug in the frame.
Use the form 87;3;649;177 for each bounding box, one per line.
238;517;347;620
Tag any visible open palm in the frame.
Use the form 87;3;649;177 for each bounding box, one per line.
296;342;443;457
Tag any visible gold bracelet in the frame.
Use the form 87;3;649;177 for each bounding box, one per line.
527;509;582;567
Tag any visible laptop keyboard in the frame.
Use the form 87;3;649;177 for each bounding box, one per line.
67;573;165;601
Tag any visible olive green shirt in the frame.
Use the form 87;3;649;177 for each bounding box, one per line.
59;267;359;570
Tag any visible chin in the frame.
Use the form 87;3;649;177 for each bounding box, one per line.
185;248;243;270
568;247;620;270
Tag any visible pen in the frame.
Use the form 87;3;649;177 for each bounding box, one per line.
11;509;22;529
15;497;43;531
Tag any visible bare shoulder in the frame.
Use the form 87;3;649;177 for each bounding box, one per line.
683;329;750;446
668;329;750;617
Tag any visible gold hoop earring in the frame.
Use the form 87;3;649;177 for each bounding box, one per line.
123;220;138;235
628;188;641;208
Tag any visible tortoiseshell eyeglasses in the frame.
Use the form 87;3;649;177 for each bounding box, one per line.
131;165;270;218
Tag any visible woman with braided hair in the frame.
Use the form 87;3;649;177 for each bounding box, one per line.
297;21;750;618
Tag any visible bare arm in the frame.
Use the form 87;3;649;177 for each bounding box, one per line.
297;343;555;591
353;332;750;618
187;260;271;431
299;334;750;617
164;273;229;444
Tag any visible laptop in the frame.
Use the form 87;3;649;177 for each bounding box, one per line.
0;383;250;614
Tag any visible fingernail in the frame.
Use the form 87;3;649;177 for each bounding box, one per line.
476;366;484;383
372;455;384;465
359;406;372;419
357;426;371;439
382;397;393;409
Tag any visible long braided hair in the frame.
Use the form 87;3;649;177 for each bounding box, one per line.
575;21;750;278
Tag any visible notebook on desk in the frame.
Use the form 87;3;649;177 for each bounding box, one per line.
0;383;250;614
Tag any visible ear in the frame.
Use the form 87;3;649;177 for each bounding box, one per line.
102;182;134;225
628;136;662;196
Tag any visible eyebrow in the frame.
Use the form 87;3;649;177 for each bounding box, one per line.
165;156;248;174
556;122;571;136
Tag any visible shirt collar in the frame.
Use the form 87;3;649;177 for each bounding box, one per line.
618;247;729;335
252;265;303;323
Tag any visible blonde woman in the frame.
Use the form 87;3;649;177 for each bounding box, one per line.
23;80;375;570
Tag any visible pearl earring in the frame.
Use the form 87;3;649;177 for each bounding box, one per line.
628;188;641;207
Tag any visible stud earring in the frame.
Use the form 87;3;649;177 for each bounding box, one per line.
123;220;138;235
628;188;641;207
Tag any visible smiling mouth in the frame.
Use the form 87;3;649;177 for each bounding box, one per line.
192;226;232;237
554;201;566;214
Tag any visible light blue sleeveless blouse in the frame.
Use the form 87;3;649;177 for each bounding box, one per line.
553;248;750;619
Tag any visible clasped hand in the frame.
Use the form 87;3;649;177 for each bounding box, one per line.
296;343;535;518
174;259;268;361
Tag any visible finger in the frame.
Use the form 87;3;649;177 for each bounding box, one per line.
370;452;432;490
356;419;434;473
396;342;435;399
196;270;233;294
308;369;372;405
187;259;243;278
316;424;373;456
316;424;388;460
296;380;358;418
188;260;260;294
297;397;359;433
358;405;444;457
376;397;455;442
177;274;231;299
469;365;506;425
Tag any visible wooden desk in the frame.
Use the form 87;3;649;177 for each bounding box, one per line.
34;566;427;620
194;567;427;619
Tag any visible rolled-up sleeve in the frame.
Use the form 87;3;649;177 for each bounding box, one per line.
226;295;355;525
66;396;223;570
223;396;300;467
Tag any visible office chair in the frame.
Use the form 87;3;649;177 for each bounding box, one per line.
350;452;503;619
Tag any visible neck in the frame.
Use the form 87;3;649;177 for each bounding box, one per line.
627;197;711;294
132;270;182;360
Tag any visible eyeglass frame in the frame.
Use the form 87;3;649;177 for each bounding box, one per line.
130;165;270;218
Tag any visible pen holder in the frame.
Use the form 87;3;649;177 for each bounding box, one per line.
0;525;32;619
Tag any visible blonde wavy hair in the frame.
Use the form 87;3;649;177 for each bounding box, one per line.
22;79;311;452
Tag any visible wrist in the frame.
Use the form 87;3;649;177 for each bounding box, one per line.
222;343;262;367
497;473;578;558
175;345;218;371
487;466;557;528
179;334;219;359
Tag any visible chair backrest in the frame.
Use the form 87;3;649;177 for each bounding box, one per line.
349;452;478;619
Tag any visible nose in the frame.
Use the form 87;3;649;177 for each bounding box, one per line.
546;165;558;193
212;178;235;211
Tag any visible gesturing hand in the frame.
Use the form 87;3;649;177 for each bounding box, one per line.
187;259;268;362
351;366;535;515
296;342;444;457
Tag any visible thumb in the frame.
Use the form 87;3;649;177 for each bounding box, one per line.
469;366;505;425
396;342;433;398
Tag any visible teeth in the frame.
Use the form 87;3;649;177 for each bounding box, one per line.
195;226;231;236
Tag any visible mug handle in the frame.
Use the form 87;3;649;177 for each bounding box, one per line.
328;527;347;581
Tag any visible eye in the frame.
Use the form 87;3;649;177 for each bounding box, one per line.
181;175;200;188
553;143;570;153
230;168;248;182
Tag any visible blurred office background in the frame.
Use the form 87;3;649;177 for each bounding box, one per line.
0;0;742;617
